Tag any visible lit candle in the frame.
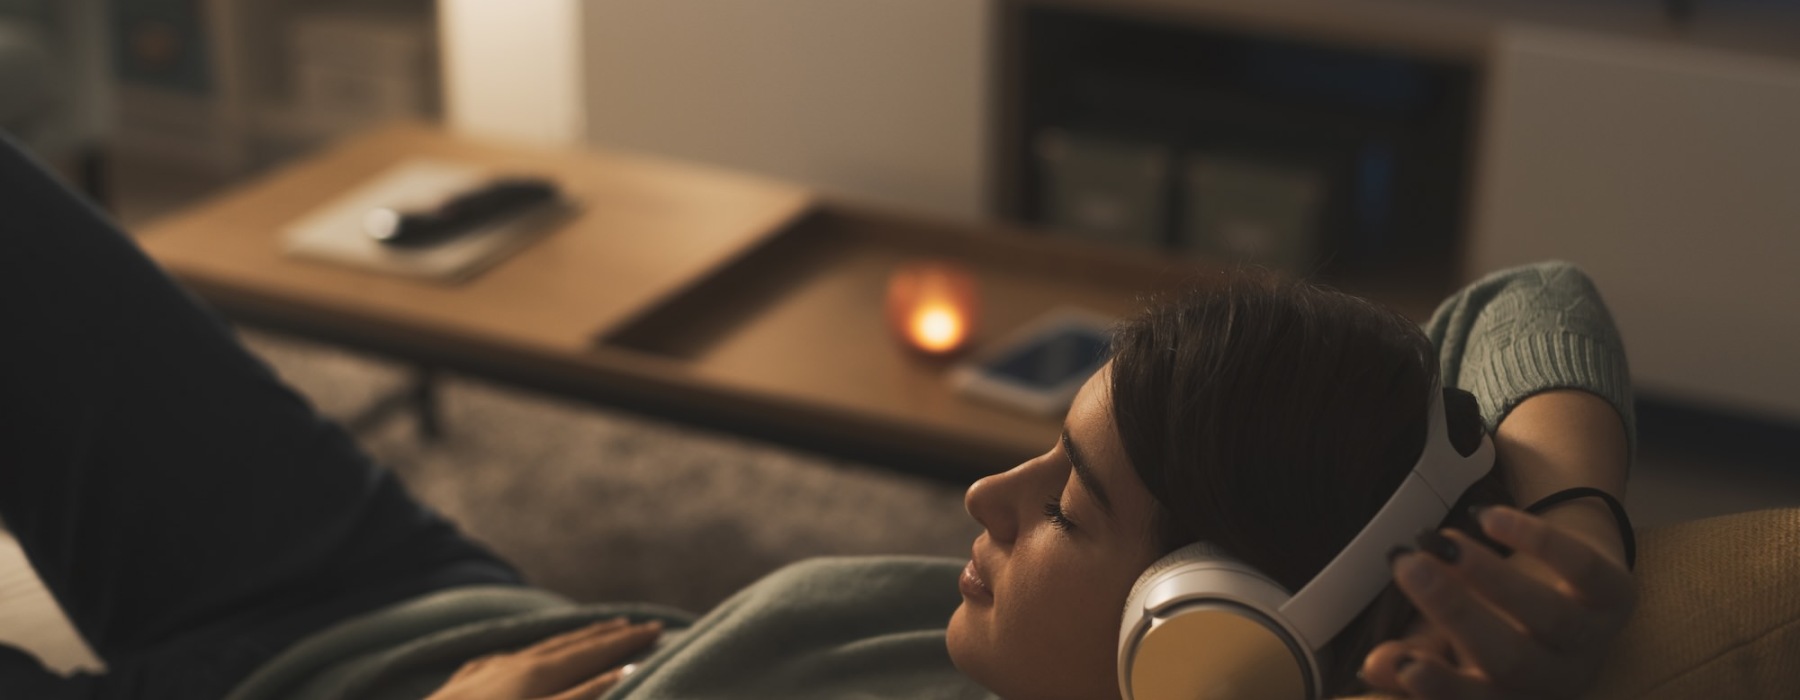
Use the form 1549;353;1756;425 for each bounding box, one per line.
886;261;979;356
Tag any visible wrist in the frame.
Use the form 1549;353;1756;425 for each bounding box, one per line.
1531;497;1631;568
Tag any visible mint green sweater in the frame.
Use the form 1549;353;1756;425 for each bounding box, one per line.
225;260;1635;700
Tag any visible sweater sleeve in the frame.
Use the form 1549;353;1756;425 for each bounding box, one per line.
1424;261;1636;460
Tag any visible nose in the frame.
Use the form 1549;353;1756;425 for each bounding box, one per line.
965;466;1021;544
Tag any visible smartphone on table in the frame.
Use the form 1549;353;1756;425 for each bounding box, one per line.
951;309;1115;416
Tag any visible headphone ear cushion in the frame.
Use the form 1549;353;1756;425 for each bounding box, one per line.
1125;541;1235;617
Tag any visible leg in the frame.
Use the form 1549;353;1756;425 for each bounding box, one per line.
0;135;518;690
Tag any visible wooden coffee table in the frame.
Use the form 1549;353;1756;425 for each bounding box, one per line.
137;123;1436;479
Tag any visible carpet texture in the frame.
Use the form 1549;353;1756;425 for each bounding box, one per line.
239;330;983;616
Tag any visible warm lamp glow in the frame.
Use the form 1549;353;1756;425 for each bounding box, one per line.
886;261;980;355
910;304;966;353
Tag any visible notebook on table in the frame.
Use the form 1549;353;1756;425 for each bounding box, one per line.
283;159;576;283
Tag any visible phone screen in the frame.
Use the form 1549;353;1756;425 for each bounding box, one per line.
982;326;1111;390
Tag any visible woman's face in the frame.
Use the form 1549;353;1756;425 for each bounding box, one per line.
947;363;1165;699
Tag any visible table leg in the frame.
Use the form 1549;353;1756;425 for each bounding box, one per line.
346;366;444;442
77;145;108;211
412;367;443;441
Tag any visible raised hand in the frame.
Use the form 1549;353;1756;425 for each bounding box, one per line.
1360;506;1637;699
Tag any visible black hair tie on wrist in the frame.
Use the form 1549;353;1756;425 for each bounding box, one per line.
1523;487;1637;570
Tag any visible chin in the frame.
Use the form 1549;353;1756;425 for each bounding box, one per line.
945;603;975;666
945;604;993;686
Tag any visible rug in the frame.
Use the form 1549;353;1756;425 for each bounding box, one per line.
240;330;983;615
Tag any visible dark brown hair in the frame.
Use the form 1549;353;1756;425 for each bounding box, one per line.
1108;269;1508;695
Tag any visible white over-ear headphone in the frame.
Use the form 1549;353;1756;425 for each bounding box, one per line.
1117;386;1495;700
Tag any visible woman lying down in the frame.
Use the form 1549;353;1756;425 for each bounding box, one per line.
0;131;1635;700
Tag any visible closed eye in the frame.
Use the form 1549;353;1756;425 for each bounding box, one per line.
1043;497;1076;532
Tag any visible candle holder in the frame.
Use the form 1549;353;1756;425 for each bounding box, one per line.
886;260;980;356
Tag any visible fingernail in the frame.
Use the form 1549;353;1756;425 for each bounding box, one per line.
1386;544;1414;565
1477;505;1516;539
1415;529;1460;564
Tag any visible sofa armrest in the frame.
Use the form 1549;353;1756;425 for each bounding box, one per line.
1584;507;1800;699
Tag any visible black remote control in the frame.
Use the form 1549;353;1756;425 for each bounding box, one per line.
365;177;560;247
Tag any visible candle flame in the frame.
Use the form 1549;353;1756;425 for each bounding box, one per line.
910;304;966;353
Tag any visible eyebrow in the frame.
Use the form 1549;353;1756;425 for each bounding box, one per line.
1061;429;1114;518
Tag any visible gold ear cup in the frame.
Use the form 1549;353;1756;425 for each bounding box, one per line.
1129;607;1309;700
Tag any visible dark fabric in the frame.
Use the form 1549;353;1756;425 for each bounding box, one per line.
0;133;522;699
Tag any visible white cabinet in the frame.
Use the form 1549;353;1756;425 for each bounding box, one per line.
1471;28;1800;422
576;0;993;218
440;0;585;147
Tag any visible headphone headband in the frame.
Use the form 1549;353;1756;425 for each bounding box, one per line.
1278;386;1495;649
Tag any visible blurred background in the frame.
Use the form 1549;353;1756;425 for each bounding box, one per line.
3;0;1800;674
4;0;1797;424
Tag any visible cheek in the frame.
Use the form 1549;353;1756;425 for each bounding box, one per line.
995;537;1143;694
1009;542;1125;627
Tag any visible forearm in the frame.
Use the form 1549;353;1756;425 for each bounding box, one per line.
1426;261;1636;562
1493;389;1631;566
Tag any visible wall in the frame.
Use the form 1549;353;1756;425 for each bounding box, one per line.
1470;27;1800;422
578;0;992;218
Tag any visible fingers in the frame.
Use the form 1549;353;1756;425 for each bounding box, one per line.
543;664;631;700
1359;614;1458;692
1391;543;1572;691
526;618;632;656
1361;639;1425;691
433;618;662;700
1396;655;1522;700
531;620;663;692
1477;506;1636;612
1437;528;1601;652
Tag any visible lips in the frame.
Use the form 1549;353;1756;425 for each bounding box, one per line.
960;556;994;604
